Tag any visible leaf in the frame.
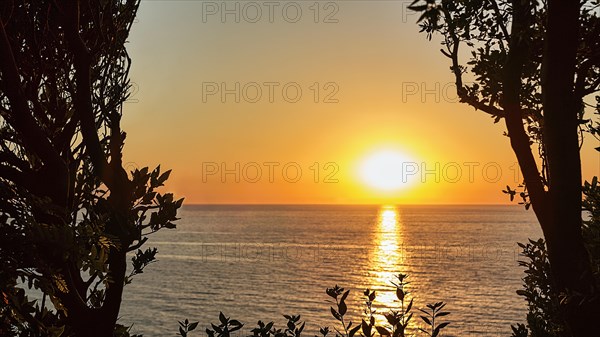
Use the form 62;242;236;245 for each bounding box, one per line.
339;300;347;316
396;288;405;302
420;316;432;325
349;324;361;337
188;322;199;331
433;322;450;337
341;289;350;303
219;312;227;324
296;322;305;335
437;322;450;329
407;4;428;11
158;169;172;185
385;313;397;326
53;274;69;294
406;299;413;313
376;326;391;336
330;307;342;321
361;320;371;337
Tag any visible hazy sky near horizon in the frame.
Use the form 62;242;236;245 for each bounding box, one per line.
121;0;599;204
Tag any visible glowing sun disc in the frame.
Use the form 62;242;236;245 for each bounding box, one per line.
360;150;415;191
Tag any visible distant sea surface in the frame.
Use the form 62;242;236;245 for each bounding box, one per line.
121;205;541;336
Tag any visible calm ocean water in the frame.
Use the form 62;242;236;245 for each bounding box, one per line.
120;205;541;336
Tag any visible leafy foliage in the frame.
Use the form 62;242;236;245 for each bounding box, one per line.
182;274;449;337
205;312;245;337
409;1;600;335
583;177;600;280
180;318;200;337
510;239;566;337
511;178;600;337
408;0;600;208
417;302;450;337
0;1;182;335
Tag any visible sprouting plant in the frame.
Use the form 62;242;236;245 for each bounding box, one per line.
418;302;450;337
363;273;415;337
181;274;451;337
283;315;306;337
178;318;199;337
326;285;356;337
325;274;450;337
317;326;330;337
363;289;376;326
390;273;414;336
355;289;374;337
206;312;244;337
251;320;275;337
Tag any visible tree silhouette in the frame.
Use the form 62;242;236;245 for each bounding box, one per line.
0;1;182;335
408;1;599;336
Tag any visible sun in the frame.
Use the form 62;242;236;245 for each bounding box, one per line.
359;149;417;191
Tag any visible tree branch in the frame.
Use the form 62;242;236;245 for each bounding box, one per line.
501;0;548;225
61;1;115;190
575;52;600;97
440;8;506;119
489;0;509;54
0;17;65;174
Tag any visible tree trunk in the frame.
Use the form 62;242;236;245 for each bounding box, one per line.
541;0;599;336
67;250;128;337
503;0;599;335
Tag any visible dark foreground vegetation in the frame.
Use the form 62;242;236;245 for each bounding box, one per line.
1;0;599;336
184;274;451;337
0;1;182;336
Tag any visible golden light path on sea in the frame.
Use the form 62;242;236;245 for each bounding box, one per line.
370;205;418;330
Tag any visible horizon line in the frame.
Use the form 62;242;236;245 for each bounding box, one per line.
180;203;518;206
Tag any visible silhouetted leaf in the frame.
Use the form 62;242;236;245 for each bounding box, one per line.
349;324;361;337
396;288;405;301
339;301;347;316
341;289;350;303
376;326;391;336
330;307;342;321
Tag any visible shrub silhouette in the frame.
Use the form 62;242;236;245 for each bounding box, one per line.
511;177;600;337
183;274;450;337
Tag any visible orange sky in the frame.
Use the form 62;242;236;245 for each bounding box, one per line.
121;1;599;204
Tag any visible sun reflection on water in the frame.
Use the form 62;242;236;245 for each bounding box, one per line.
369;205;409;327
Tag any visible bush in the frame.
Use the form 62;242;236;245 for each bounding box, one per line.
511;177;600;337
182;274;451;337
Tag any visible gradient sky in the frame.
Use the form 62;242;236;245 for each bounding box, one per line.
121;1;599;204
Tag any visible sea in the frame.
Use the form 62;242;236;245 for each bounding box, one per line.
120;205;542;337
